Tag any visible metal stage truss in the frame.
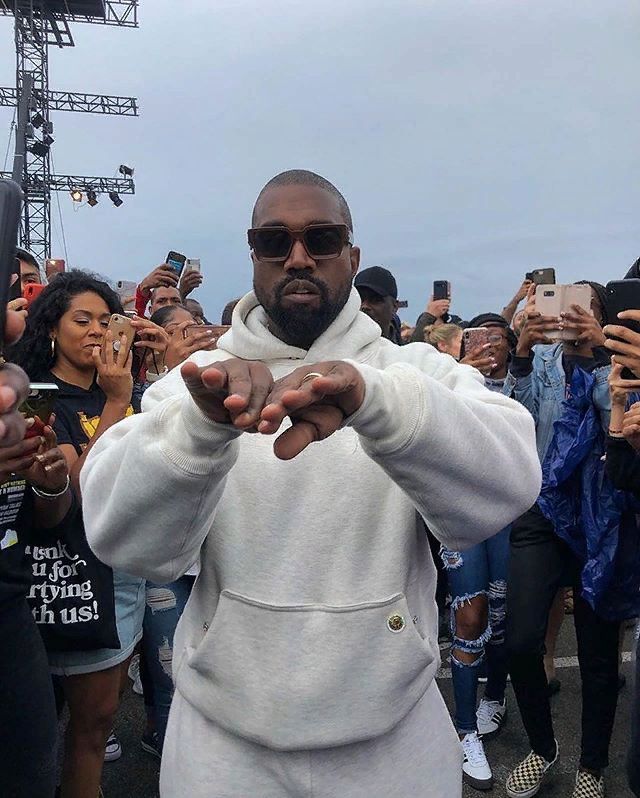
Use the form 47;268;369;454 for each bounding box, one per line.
0;0;139;263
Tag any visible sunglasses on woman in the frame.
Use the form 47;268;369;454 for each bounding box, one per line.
247;224;353;262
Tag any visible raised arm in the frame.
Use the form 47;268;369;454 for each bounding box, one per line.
81;358;273;582
259;356;541;551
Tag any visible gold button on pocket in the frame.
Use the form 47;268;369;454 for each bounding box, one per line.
387;613;405;633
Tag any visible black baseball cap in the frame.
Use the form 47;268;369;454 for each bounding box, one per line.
354;266;398;300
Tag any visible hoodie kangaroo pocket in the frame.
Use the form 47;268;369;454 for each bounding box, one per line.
179;589;437;750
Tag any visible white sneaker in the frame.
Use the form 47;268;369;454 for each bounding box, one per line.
104;730;122;763
128;653;143;696
477;697;507;737
505;743;558;798
461;732;493;791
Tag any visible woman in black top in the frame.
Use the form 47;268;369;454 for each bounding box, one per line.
12;271;145;798
0;307;72;798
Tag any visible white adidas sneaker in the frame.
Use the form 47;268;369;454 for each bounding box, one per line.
461;731;493;791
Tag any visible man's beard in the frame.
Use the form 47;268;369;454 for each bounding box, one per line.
254;271;351;350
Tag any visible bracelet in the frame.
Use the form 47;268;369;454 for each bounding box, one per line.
31;474;70;500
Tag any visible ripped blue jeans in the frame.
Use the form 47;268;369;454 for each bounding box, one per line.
440;526;510;735
142;576;195;747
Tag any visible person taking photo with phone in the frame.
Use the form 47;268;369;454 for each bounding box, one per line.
81;169;540;798
11;270;145;798
437;313;517;791
0;303;73;798
604;314;640;798
502;281;640;798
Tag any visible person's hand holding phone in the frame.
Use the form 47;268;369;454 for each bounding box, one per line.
16;421;68;493
426;295;450;320
515;279;534;303
138;264;179;297
165;321;218;370
179;268;203;300
460;344;495;375
0;303;30;446
608;361;640;407
181;358;274;428
131;317;170;373
603;310;640;379
516;309;560;357
93;330;133;406
559;305;605;348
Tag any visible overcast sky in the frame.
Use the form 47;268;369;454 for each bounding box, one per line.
1;0;638;323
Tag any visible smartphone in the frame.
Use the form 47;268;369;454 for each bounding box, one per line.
535;284;591;340
166;251;187;279
433;280;451;301
45;258;65;279
184;323;229;349
185;258;201;273
20;382;58;439
462;327;491;357
531;268;556;286
397;300;408;309
107;313;135;354
525;272;534;281
23;282;45;310
115;280;137;305
605;279;640;379
0;179;23;352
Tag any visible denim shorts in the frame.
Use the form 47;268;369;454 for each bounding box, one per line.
48;570;145;676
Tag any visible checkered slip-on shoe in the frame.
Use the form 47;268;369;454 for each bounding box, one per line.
505;743;558;798
571;770;605;798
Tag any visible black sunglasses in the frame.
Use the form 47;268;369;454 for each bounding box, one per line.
247;224;353;262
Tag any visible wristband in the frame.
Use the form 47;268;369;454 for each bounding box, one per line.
31;474;70;500
146;366;169;383
608;428;624;438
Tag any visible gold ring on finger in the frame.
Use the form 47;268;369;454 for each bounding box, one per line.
301;372;324;385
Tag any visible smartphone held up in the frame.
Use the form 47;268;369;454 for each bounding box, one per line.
20;383;58;438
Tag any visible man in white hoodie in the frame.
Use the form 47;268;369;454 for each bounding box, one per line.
82;170;541;798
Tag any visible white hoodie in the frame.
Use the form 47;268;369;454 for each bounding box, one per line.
81;289;540;752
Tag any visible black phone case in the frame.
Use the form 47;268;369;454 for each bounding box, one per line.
0;179;23;352
433;281;449;301
606;280;640;380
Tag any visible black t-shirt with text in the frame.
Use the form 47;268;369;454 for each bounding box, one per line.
0;478;34;609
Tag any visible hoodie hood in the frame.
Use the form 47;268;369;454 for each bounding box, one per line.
215;287;384;364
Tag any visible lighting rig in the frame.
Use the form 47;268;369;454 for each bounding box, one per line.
0;1;139;263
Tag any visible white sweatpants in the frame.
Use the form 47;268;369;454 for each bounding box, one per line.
160;681;462;798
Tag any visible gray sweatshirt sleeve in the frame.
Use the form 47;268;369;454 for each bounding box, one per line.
80;392;241;582
344;359;541;550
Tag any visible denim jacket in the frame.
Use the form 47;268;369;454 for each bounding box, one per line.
503;343;611;463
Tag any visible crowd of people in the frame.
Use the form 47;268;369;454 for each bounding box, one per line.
0;169;640;798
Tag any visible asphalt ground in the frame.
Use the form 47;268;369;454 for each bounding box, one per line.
101;620;636;798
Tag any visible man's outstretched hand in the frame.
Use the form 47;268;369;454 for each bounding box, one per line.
259;362;366;460
181;359;274;428
181;359;366;460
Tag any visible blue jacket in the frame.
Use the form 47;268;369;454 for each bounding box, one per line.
503;343;611;463
536;368;640;620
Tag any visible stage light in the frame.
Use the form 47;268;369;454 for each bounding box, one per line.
31;112;44;128
29;141;50;157
87;189;98;207
70;188;83;203
108;191;123;207
42;134;54;147
25;124;35;139
43;121;54;135
118;164;134;177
